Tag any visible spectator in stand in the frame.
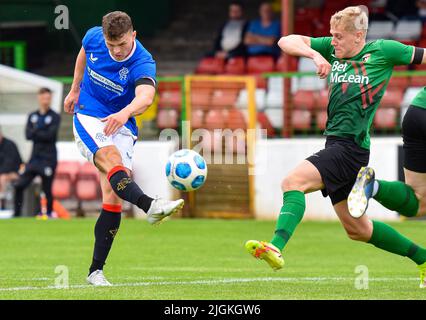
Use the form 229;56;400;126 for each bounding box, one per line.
244;2;281;59
417;0;426;21
0;125;22;210
371;0;419;21
211;2;248;59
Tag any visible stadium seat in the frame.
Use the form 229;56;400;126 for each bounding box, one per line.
210;89;239;108
204;109;226;129
367;21;394;40
296;57;327;91
276;55;298;72
257;111;276;137
291;109;312;130
380;88;404;108
75;163;100;202
265;108;283;129
374;107;398;129
52;161;81;200
387;76;410;90
315;110;328;131
247;55;275;74
401;87;423;109
195;57;225;74
191;89;211;110
158;90;181;109
265;88;283;109
293;90;316;110
224;57;245;75
394;20;422;40
157;109;179;129
191;109;204;129
226;108;247;130
236;89;266;110
410;76;426;87
316;89;329;110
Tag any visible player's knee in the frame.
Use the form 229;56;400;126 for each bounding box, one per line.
95;147;123;173
345;226;371;242
281;175;304;192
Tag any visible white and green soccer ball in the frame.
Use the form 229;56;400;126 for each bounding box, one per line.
166;149;208;192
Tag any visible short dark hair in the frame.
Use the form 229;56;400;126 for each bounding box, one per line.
230;1;243;8
102;11;133;40
38;87;52;95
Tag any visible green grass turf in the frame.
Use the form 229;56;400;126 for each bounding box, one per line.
0;217;425;299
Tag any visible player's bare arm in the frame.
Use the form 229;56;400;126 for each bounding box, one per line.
101;84;155;136
277;35;331;79
64;47;86;114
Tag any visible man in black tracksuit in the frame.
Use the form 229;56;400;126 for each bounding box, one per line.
14;87;61;218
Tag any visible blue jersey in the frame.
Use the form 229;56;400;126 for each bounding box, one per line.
247;19;281;56
76;26;156;136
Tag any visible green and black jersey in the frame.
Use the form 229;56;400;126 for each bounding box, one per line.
411;88;426;110
310;37;414;149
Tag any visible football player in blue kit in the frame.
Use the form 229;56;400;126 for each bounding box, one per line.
64;11;184;286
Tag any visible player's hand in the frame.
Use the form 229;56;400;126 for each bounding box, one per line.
101;109;131;136
64;89;80;114
312;53;331;79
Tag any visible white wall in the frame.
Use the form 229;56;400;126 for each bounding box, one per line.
57;137;402;221
254;137;401;221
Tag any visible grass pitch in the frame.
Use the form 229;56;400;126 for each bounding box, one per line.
0;217;425;300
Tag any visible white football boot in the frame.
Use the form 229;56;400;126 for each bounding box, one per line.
146;198;184;225
87;270;112;287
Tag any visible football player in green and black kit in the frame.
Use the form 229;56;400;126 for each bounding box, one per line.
245;6;426;288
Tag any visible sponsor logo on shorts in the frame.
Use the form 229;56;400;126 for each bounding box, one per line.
96;132;107;142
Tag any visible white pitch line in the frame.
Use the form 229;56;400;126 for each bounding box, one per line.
0;277;419;292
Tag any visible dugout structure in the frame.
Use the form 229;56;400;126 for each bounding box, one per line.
0;64;63;161
183;75;257;218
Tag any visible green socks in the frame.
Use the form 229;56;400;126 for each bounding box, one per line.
374;180;419;217
271;191;305;251
368;220;426;265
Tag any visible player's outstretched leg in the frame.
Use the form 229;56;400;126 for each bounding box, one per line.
348;167;419;218
107;165;184;225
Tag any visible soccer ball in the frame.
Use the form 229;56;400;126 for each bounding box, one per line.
166;149;208;192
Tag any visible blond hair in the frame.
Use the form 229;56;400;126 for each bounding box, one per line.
330;6;369;33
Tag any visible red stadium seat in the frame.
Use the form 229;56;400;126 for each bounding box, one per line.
224;57;246;74
210;89;239;108
195;57;225;74
75;163;100;202
158;90;182;109
191;89;211;110
380;89;404;108
257;111;276;137
191;109;204;129
387;76;410;90
254;74;267;89
226;108;247;130
204;109;226;129
247;56;275;74
293;90;317;110
276;55;298;72
52;161;81;200
316;89;329;110
157;109;179;129
291;109;312;130
315;110;328;131
410;76;426;87
374;107;398;129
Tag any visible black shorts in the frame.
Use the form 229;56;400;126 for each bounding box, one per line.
306;136;370;205
402;105;426;173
